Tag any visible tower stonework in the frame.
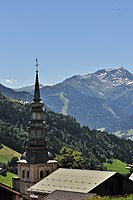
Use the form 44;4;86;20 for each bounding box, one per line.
17;60;58;196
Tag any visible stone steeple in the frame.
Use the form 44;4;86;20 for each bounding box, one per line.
26;59;48;163
17;60;58;196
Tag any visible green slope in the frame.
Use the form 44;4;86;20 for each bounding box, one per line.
0;172;17;187
113;130;133;141
103;159;129;174
0;145;21;163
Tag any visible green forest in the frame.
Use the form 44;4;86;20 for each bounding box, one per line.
0;93;133;169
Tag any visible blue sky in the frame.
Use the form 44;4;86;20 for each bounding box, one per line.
1;0;133;88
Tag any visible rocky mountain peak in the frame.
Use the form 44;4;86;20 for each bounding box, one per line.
93;67;133;86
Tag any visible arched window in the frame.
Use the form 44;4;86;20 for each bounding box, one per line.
40;170;44;178
46;170;50;176
27;170;29;178
22;170;25;178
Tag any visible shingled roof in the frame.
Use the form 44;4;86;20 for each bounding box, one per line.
27;168;116;194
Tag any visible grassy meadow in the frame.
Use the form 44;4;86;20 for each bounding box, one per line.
0;172;17;187
0;145;21;163
0;145;21;186
87;195;133;200
103;159;129;174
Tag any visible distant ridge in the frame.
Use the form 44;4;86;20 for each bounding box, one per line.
0;83;32;102
14;84;44;93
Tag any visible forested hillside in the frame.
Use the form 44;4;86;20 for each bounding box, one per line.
0;93;29;152
0;93;133;169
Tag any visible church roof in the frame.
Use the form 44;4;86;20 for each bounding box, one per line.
27;168;116;194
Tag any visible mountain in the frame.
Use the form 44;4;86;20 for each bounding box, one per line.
0;83;32;102
112;115;133;140
40;67;133;131
114;114;133;132
0;92;133;168
14;84;44;93
2;67;133;132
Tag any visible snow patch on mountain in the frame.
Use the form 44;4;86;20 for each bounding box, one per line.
98;72;107;80
93;67;133;86
127;81;133;85
100;92;104;96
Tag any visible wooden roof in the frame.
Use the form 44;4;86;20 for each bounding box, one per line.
0;183;28;199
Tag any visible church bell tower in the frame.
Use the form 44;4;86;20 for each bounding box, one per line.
26;59;48;164
17;60;58;196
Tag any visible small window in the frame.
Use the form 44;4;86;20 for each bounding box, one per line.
40;170;44;178
22;170;25;178
27;170;29;178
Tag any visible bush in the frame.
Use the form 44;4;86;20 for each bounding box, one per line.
0;169;7;176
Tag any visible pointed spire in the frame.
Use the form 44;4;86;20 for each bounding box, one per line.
33;59;41;103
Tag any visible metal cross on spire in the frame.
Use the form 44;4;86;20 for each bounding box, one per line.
36;59;39;72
